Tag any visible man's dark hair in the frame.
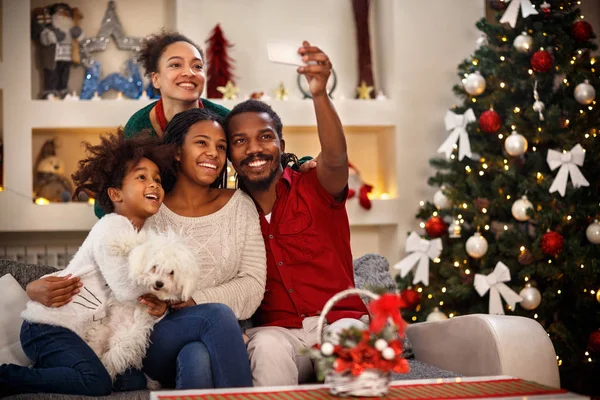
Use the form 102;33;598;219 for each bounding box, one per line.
72;129;174;213
162;108;227;191
223;99;299;170
137;30;204;78
223;99;283;139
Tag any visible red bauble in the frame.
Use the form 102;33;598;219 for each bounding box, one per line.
531;50;553;73
571;20;594;42
589;330;600;352
400;288;422;310
479;110;502;133
425;217;447;238
541;231;564;256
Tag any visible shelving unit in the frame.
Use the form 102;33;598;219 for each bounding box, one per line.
2;0;486;266
28;98;398;128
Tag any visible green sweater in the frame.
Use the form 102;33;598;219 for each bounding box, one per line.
122;99;230;138
94;99;230;218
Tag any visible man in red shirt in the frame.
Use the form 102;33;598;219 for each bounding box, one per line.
224;41;368;386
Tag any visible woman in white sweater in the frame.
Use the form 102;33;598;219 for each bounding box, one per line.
135;108;267;389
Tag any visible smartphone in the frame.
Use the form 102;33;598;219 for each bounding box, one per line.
267;43;304;67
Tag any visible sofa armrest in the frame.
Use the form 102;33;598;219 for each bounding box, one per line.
405;314;560;388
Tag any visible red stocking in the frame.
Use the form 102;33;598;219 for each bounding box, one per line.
358;184;373;210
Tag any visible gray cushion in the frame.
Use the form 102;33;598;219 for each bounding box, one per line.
0;259;58;290
353;253;397;293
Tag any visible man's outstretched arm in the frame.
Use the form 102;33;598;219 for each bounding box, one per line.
298;41;348;199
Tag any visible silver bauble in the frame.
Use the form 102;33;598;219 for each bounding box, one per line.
505;131;528;156
586;219;600;244
513;31;533;54
426;307;448;322
466;232;488;259
533;100;545;113
433;188;451;210
464;72;486;96
511;196;533;222
448;219;462;239
476;34;488;49
574;80;596;105
519;285;542;310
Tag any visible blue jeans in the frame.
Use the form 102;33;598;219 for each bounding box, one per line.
142;303;252;389
0;321;114;396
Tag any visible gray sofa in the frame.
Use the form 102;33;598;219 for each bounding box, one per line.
1;255;559;399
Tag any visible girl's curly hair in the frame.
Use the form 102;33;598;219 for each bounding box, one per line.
137;30;204;78
72;129;174;213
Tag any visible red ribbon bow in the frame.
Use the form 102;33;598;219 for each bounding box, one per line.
368;293;407;333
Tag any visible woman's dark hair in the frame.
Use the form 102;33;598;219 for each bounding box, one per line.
162;108;227;192
72;129;174;213
138;30;204;78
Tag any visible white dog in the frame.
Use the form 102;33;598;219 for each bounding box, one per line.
85;229;200;381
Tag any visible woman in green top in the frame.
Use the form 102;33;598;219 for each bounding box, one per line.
124;31;229;139
95;31;230;219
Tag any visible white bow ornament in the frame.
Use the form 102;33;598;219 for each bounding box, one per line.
437;109;476;161
393;232;442;287
547;144;589;197
500;0;539;28
474;262;523;315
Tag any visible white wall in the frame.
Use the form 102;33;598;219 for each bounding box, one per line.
175;0;485;261
386;0;485;246
176;0;359;99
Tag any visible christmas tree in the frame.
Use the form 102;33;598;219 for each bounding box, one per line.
205;24;235;99
396;0;600;395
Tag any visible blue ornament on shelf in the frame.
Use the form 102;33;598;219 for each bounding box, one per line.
80;58;143;99
80;62;101;99
145;83;161;99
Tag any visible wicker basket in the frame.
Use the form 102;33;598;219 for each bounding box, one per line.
316;288;392;397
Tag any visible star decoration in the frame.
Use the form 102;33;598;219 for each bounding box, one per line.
273;82;289;101
217;81;240;100
356;81;374;100
79;0;143;68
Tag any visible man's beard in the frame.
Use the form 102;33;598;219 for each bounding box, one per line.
237;154;280;192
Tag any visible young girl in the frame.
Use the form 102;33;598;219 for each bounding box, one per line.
0;131;252;396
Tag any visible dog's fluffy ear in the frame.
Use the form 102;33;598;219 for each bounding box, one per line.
128;242;150;280
108;228;147;257
164;230;200;301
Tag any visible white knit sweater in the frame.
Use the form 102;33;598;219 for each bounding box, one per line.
21;214;147;335
145;190;266;320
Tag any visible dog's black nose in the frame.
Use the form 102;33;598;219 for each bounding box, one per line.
155;281;164;289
